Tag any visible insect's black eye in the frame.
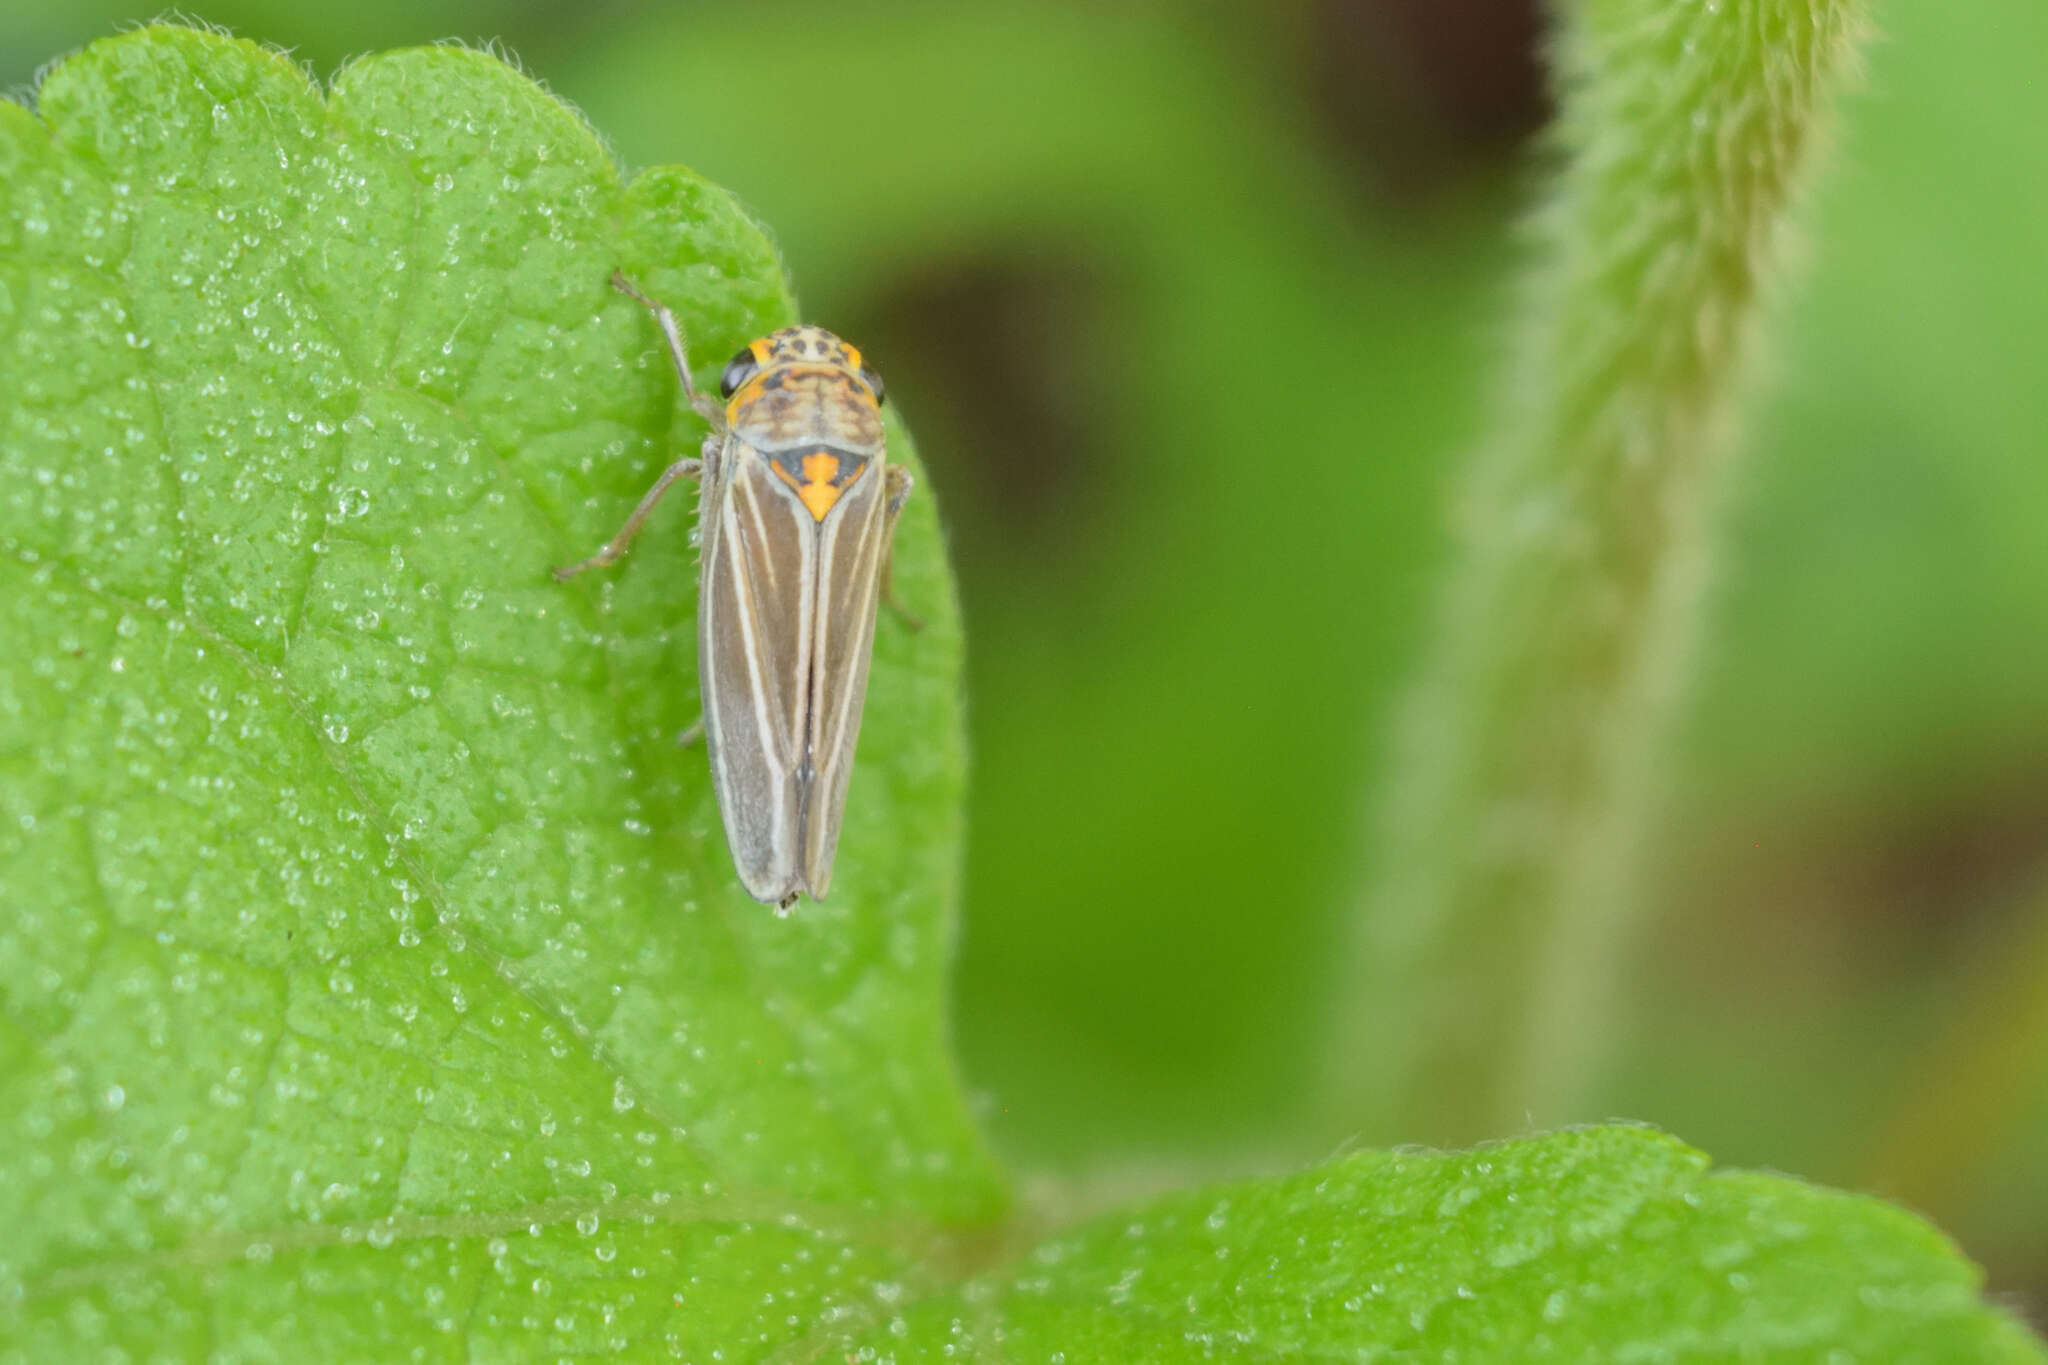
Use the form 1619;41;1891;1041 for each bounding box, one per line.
859;366;885;406
719;348;759;399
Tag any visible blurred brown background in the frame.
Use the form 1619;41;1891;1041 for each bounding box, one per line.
8;0;2042;1320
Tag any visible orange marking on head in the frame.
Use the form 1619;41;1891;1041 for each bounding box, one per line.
723;371;766;422
840;343;863;372
748;338;774;365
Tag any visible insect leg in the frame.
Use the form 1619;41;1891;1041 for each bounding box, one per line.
878;465;923;632
553;455;701;580
884;465;914;519
611;270;725;428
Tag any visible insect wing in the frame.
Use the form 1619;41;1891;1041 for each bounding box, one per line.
800;456;891;898
697;437;817;905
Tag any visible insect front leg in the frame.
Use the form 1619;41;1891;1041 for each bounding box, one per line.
611;270;725;428
556;272;730;581
878;465;923;632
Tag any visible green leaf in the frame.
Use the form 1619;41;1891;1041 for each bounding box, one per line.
0;22;998;1358
1;23;2038;1364
867;1128;2043;1363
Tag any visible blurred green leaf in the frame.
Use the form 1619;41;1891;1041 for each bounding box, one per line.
1686;0;2048;801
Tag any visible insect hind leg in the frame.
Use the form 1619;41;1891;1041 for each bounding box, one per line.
878;466;923;631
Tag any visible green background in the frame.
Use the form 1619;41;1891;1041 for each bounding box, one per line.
6;0;2042;1327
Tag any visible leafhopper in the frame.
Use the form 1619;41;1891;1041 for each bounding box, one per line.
558;273;910;910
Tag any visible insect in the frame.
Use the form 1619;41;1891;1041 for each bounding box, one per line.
557;271;912;910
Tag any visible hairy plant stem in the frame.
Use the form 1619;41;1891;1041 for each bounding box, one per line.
1331;0;1871;1144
